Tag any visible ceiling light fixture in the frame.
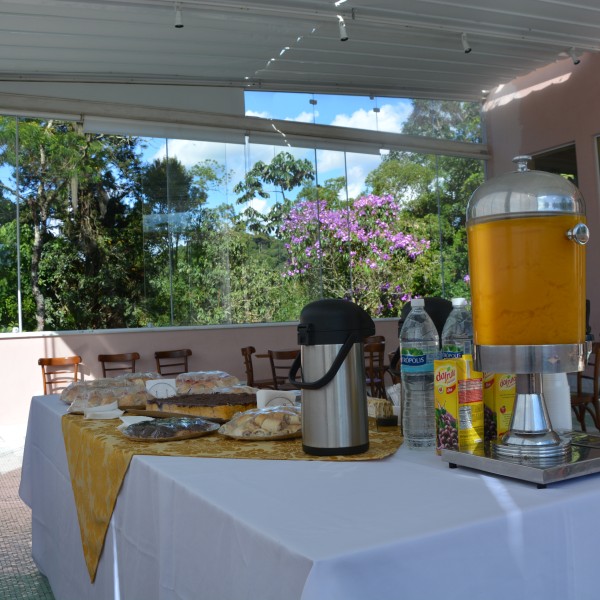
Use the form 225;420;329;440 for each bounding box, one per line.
461;33;472;54
568;47;581;65
174;2;183;28
337;15;348;42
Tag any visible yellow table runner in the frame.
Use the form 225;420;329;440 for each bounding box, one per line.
61;414;402;583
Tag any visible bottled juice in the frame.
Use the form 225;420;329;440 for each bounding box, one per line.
467;214;586;346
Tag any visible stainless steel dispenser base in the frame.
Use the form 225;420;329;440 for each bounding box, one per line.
472;344;587;463
441;432;600;487
491;373;571;461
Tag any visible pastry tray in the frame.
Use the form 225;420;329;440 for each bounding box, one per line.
441;432;600;487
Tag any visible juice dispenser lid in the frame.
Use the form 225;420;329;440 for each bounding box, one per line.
297;298;375;345
467;155;586;224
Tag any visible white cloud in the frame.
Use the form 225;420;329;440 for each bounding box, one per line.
312;150;381;199
331;108;376;130
285;110;319;123
249;198;269;214
152;139;226;167
246;109;272;119
314;150;345;173
330;102;411;133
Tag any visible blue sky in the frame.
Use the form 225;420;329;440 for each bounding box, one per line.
147;91;414;212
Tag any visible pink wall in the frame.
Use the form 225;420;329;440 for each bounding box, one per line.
484;52;600;337
0;319;399;428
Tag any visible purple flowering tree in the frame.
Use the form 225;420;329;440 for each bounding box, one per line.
280;194;431;317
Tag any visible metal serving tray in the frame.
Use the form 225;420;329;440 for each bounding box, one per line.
441;432;600;488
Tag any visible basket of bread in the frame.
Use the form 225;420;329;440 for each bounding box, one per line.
218;405;302;440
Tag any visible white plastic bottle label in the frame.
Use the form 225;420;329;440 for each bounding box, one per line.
401;351;434;373
441;348;462;359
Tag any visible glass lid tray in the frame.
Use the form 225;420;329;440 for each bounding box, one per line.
441;432;600;487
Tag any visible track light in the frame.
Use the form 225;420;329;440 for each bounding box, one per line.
568;47;580;65
461;33;471;54
337;15;348;42
174;2;183;28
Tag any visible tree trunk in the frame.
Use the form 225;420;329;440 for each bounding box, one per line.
30;135;50;331
30;198;46;331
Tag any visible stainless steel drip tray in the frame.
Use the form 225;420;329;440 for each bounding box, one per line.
441;432;600;487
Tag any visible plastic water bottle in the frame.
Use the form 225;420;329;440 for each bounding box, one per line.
400;298;439;449
441;298;473;359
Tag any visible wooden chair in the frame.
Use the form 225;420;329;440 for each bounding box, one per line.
268;349;300;390
38;356;82;394
387;350;401;385
98;352;140;377
364;341;387;398
571;341;600;432
241;346;274;389
155;349;192;376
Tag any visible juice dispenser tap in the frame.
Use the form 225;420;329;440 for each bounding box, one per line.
466;156;589;462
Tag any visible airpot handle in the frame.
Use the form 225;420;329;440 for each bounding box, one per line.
288;335;357;390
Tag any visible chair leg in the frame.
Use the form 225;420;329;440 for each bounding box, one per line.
572;405;587;432
588;400;600;431
581;407;588;432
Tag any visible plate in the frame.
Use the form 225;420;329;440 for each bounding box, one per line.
120;417;219;442
217;428;301;441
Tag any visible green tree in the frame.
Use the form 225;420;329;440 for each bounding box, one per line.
0;117;146;330
234;151;314;235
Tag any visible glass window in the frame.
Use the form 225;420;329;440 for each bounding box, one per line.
0;95;484;331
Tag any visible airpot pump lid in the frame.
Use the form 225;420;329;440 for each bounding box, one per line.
297;299;375;345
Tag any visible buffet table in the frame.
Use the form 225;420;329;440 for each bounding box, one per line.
20;395;600;600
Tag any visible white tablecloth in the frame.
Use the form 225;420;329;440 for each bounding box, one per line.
19;394;600;600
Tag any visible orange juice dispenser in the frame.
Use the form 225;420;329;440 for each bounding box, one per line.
466;156;589;463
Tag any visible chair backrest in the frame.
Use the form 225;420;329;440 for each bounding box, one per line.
268;349;300;390
154;349;191;376
241;346;257;386
38;355;82;394
364;335;385;345
98;352;140;377
578;342;600;397
364;341;386;397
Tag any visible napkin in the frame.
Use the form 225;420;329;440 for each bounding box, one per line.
256;389;300;409
83;401;124;420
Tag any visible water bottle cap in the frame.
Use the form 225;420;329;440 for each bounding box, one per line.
451;298;468;307
411;298;425;307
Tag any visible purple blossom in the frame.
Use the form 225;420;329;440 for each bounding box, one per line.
281;194;432;315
